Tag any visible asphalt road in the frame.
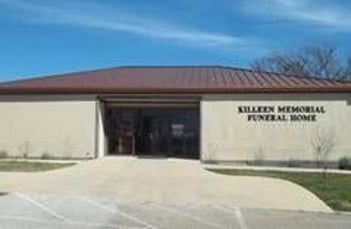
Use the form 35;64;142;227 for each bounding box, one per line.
0;193;349;229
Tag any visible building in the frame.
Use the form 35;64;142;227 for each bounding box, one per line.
0;66;350;164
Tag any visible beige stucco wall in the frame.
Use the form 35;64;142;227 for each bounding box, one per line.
0;95;97;158
201;93;351;162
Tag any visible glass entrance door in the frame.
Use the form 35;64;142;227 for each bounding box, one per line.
106;107;199;158
106;109;135;155
139;116;169;156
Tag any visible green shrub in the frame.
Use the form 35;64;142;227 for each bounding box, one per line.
0;151;7;158
287;159;301;168
338;157;351;170
41;153;51;160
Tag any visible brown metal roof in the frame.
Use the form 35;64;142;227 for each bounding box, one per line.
0;66;350;94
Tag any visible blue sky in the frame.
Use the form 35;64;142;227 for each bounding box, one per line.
0;0;350;81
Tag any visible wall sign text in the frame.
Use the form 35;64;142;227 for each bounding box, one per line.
237;105;326;122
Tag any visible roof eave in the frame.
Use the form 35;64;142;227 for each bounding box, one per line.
0;86;350;94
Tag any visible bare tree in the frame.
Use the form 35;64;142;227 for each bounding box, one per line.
253;146;265;166
251;44;351;81
311;127;336;187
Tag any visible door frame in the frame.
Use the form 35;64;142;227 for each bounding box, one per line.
102;101;200;159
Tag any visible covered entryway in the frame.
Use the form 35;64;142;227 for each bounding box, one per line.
102;97;200;159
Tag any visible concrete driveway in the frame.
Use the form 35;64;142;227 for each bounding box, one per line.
0;157;331;212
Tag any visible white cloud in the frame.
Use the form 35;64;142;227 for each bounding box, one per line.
242;0;351;31
0;0;246;47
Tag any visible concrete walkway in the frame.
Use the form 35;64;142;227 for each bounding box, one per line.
204;163;351;174
0;157;331;212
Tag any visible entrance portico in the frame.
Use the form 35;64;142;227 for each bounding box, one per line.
100;96;200;159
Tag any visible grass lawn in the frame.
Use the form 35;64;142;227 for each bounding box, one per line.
0;161;75;172
207;169;351;212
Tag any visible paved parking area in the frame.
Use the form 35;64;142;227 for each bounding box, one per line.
0;193;350;229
